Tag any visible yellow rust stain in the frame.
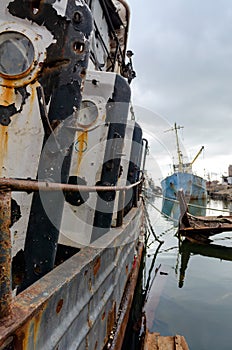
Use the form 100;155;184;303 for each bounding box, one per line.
33;312;43;347
28;84;36;119
0;126;8;177
0;81;37;177
14;304;45;349
0;83;16;176
76;130;88;173
1;85;14;105
14;321;30;350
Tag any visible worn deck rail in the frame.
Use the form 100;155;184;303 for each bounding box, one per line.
0;177;143;319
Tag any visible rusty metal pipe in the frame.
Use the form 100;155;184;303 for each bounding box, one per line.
0;190;12;318
0;178;142;193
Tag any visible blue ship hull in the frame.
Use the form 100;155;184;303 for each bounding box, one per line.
161;172;207;200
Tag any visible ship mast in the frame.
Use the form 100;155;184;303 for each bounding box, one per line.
165;123;184;172
174;123;184;172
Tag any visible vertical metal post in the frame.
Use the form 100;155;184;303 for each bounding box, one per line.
142;138;149;175
116;190;125;227
177;189;190;228
0;189;12;317
133;185;138;208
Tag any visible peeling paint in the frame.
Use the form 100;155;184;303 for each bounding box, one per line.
0;0;145;349
53;0;71;17
0;84;31;126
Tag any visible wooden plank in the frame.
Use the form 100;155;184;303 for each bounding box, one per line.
177;190;232;240
144;331;189;350
177;190;190;229
175;335;190;350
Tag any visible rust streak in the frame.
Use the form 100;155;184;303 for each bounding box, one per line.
0;126;8;177
93;256;101;276
28;85;36;119
76;131;88;173
107;301;116;337
0;190;12;318
0;83;14;177
15;321;30;350
13;301;46;349
108;243;144;350
33;312;43;348
56;299;63;314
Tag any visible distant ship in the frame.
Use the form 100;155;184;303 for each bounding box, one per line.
161;123;207;201
144;176;162;199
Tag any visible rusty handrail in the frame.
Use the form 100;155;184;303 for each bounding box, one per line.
0;190;12;318
0;178;142;193
0;177;143;318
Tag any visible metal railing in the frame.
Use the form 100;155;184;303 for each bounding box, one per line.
0;176;143;318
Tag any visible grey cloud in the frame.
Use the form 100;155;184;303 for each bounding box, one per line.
127;0;232;175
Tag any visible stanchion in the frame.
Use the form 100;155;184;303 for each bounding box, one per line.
0;189;12;317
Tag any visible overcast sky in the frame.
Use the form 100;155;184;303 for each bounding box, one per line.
126;0;232;183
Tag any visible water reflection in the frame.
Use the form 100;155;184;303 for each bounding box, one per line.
179;239;232;288
124;198;232;350
222;200;232;215
122;240;164;350
161;198;207;225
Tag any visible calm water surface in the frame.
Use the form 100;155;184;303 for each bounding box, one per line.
124;196;232;350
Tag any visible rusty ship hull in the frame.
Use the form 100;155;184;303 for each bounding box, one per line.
0;0;147;349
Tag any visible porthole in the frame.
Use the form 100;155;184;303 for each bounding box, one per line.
0;32;34;77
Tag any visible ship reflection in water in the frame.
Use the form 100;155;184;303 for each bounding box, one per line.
179;239;232;288
123;197;232;350
161;197;207;225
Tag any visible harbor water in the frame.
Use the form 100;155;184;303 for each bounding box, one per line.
123;195;232;350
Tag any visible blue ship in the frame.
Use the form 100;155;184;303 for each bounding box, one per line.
161;123;207;201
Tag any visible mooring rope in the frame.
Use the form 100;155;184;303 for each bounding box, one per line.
144;196;178;223
143;188;231;214
143;197;164;244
